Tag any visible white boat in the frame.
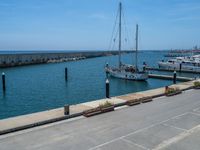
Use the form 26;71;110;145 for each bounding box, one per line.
158;55;200;72
105;2;148;81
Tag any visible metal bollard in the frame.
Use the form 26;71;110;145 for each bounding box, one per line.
143;65;146;72
64;105;70;115
2;72;6;91
173;71;177;84
65;67;68;80
106;79;110;98
179;63;182;72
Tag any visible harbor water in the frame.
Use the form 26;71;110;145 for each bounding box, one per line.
0;50;195;119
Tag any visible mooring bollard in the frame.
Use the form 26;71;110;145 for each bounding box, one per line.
106;79;110;98
179;63;182;72
2;72;6;91
65;67;68;80
143;62;146;72
64;105;70;115
173;71;177;84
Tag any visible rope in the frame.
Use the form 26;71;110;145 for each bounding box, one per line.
108;7;120;51
122;8;131;51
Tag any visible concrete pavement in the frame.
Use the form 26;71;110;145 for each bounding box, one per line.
1;89;200;150
0;79;196;134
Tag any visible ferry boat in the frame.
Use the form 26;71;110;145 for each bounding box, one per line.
158;55;200;72
105;2;148;81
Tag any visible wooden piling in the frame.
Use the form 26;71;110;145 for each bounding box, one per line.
2;72;5;91
173;71;177;84
106;79;110;98
65;67;68;80
179;63;182;72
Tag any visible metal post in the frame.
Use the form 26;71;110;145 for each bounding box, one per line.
106;63;109;78
64;105;69;115
179;63;182;72
106;79;110;98
2;72;5;91
65;67;68;80
118;2;122;68
173;71;176;84
135;24;139;72
143;62;146;72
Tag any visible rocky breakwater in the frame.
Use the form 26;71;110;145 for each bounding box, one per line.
0;50;132;67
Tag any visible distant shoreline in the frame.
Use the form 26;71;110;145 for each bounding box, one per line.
0;49;167;55
0;50;133;68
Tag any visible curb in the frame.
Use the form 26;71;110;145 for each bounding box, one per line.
0;112;83;136
0;83;196;136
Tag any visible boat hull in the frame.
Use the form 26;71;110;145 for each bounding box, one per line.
158;62;200;72
105;67;148;81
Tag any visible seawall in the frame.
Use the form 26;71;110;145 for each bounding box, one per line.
0;79;197;135
0;50;132;67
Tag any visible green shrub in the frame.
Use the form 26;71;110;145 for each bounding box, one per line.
99;101;113;108
194;81;200;87
165;87;180;94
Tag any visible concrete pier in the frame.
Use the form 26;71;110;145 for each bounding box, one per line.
0;78;197;135
149;73;193;81
146;67;200;74
1;87;200;150
0;50;133;68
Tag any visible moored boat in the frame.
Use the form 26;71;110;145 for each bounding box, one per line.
105;2;148;81
158;55;200;72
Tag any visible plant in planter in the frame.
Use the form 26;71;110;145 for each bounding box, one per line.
193;81;200;89
126;98;141;106
165;86;181;96
83;101;114;117
141;96;153;103
83;107;102;117
99;101;114;113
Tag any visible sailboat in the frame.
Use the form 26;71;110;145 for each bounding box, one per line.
105;2;148;81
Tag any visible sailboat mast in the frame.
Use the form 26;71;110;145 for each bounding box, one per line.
135;24;138;71
118;2;122;68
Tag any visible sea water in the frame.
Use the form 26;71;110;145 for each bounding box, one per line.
0;50;195;119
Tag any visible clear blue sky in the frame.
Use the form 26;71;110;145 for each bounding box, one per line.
0;0;200;50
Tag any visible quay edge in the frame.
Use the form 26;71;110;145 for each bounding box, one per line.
0;78;198;135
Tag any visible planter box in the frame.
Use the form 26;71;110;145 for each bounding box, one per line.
83;105;114;117
166;91;182;97
83;108;102;117
101;106;115;113
126;99;141;106
141;96;153;103
194;86;200;89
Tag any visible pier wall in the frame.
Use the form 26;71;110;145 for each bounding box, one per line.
0;51;132;67
0;79;197;135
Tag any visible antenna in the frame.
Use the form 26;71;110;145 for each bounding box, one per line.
135;24;138;72
118;2;122;68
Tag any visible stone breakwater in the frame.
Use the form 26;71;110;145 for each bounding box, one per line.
0;50;132;67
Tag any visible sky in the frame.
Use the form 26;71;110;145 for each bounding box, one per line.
0;0;200;51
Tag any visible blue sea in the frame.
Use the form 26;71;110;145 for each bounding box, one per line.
0;50;197;119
